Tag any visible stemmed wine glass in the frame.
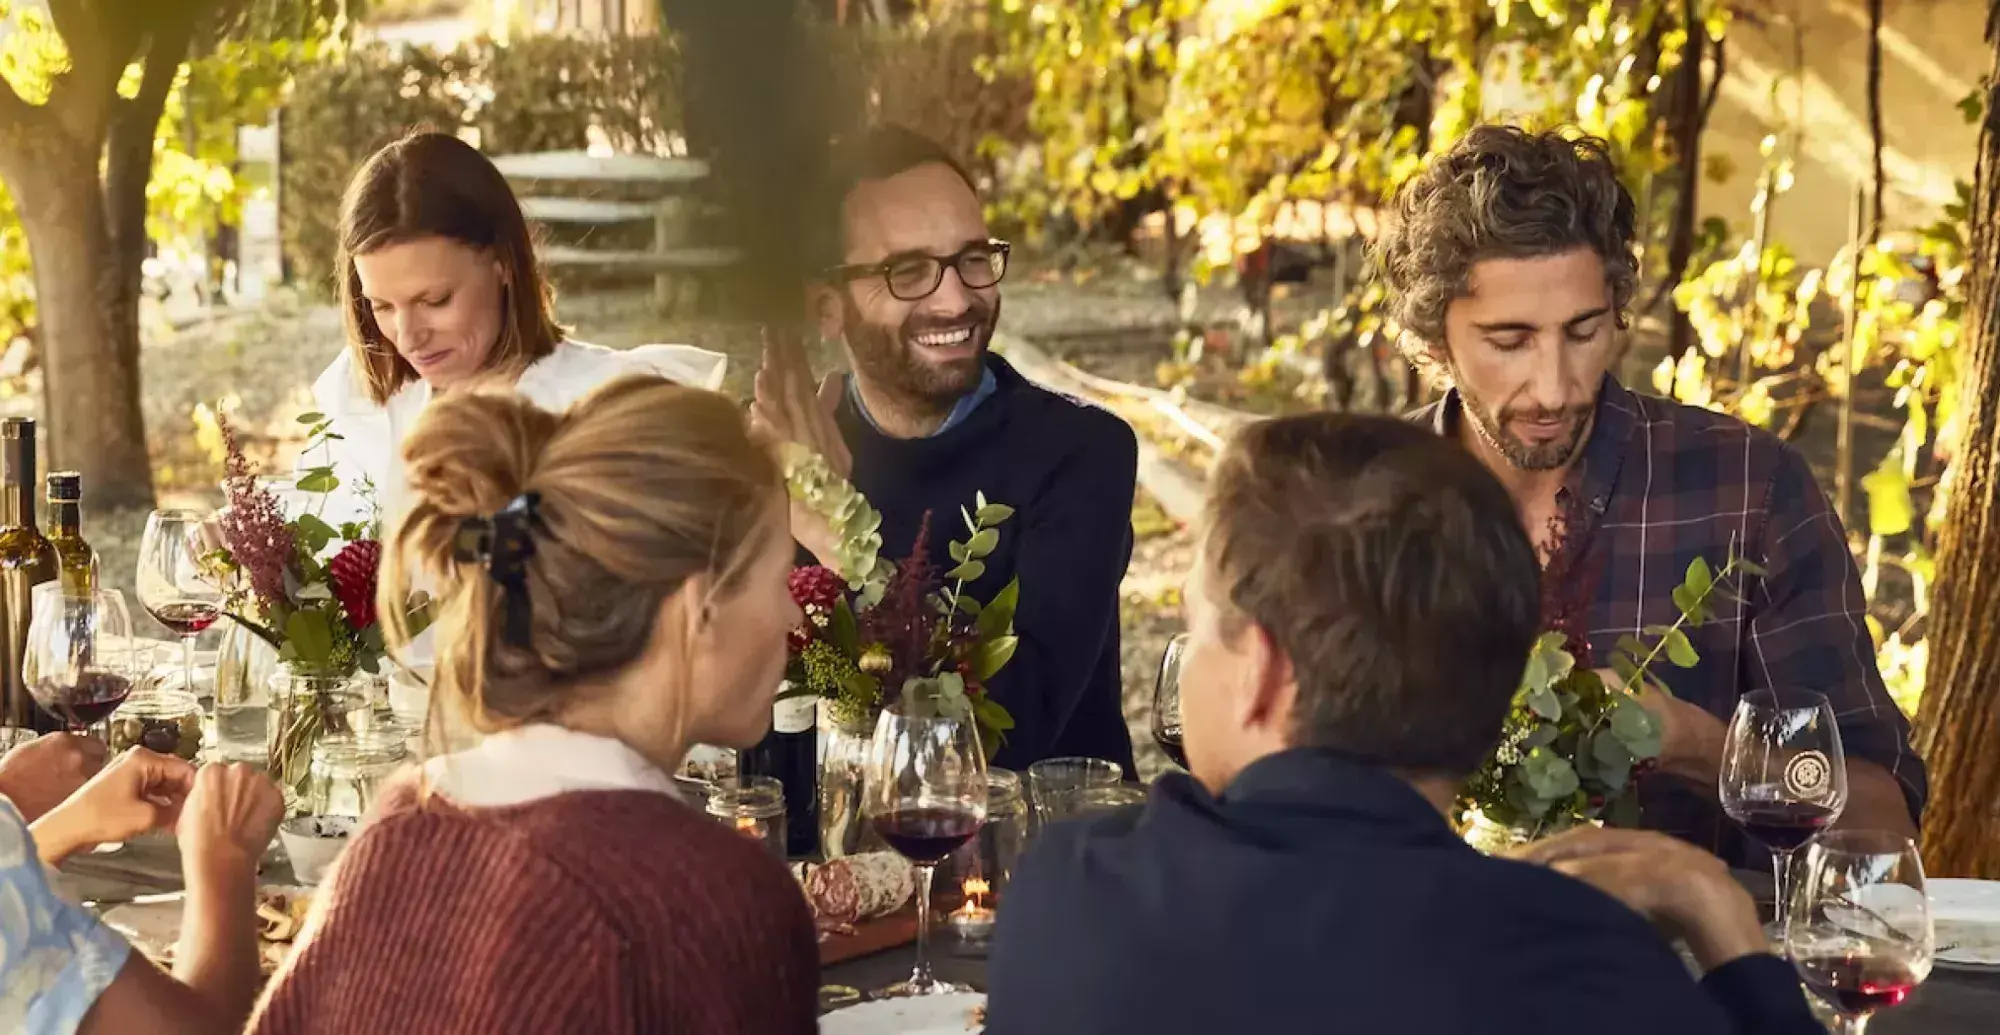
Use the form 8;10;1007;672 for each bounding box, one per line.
864;701;988;998
1151;633;1188;770
1786;831;1934;1033
26;583;136;733
137;509;225;706
1720;687;1847;935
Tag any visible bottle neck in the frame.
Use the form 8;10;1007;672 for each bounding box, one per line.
1;485;34;530
48;500;79;536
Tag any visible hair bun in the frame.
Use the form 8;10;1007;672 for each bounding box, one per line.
401;388;563;523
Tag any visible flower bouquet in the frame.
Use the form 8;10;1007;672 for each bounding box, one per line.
779;446;1018;756
1458;540;1761;849
206;410;428;800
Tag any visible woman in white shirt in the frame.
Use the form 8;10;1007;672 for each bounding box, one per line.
306;130;727;528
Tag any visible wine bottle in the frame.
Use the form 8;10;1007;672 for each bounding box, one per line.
0;420;57;730
45;472;97;597
740;687;819;858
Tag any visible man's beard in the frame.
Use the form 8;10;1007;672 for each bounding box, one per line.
843;294;1000;411
1457;380;1594;472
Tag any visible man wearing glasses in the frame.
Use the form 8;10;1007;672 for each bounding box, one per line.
755;124;1140;773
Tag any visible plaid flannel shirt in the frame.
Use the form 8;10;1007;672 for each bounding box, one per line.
1413;376;1927;866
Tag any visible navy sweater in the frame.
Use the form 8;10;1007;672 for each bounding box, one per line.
989;749;1826;1035
838;355;1138;772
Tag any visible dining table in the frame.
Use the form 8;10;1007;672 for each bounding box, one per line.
55;838;2000;1034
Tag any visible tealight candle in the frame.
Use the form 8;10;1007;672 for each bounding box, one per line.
947;877;996;942
705;776;787;860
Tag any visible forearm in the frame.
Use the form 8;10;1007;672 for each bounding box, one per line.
1657;701;1726;788
174;856;264;1026
29;802;97;867
1835;760;1919;840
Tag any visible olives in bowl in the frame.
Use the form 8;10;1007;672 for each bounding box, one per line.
108;690;203;761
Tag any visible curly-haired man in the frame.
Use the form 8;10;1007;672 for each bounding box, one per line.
1378;125;1923;865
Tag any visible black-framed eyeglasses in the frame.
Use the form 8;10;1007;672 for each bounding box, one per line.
826;239;1011;302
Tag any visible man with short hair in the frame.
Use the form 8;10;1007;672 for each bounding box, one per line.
755;125;1138;772
1378;125;1923;862
985;414;1820;1035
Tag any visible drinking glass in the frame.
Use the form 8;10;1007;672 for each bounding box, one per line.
1720;687;1847;933
1786;831;1933;1033
136;509;224;707
25;584;136;733
1151;633;1188;771
1025;756;1123;829
864;702;988;997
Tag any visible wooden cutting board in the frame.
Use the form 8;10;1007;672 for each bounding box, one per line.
817;904;922;966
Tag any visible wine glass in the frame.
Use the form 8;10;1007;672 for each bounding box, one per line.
1786;830;1933;1033
26;584;136;733
1720;687;1847;935
136;509;225;707
1151;632;1187;771
864;701;988;998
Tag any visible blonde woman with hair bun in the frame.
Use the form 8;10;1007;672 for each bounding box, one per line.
249;374;818;1035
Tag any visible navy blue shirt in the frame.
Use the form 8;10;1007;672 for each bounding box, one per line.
839;354;1138;772
987;748;1822;1035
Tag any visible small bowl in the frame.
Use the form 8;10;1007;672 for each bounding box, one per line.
278;815;356;885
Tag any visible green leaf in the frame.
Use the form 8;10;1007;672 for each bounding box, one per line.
1608;651;1639;689
1684;556;1714;598
975;503;1015;526
1861;459;1915;537
297;411;326;424
1590;730;1634;770
829;597;860;656
946;560;986;583
1521;724;1559;751
294;513;338;556
957;596;982;618
1959;88;1985;124
1614;634;1649;665
284;609;336;669
961;505;978;533
1662;627;1700;668
972;694;1015;731
977;578;1020;642
1525;684;1562;721
1520;649;1550;694
965;527;1000;559
972;634;1018;681
949;540;970;564
1671;583;1705;620
296;468;340;495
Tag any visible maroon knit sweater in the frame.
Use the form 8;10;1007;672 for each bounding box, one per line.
248;774;819;1034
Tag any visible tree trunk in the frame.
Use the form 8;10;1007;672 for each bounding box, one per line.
1866;0;1887;243
1661;0;1711;362
1912;7;2000;879
5;136;154;509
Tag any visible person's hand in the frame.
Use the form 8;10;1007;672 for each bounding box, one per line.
1593;666;1726;783
1510;826;1767;971
28;747;194;865
177;762;283;884
751;327;852;480
0;731;107;822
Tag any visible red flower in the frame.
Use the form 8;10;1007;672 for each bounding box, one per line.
789;566;845;612
329;540;381;629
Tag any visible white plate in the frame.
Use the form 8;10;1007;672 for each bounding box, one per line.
819;992;985;1034
1930;878;2000;970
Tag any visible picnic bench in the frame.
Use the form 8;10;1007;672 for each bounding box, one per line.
490;150;740;314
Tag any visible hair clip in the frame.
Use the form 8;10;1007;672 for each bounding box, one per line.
453;492;543;647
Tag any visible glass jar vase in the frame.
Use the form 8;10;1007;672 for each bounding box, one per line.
267;667;370;811
214;619;280;763
108;689;204;761
308;730;409;818
817;705;884;859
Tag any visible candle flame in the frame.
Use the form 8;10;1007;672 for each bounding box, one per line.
735;816;758;834
960;876;991;911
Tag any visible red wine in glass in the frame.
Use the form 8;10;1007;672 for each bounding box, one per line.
148;600;221;637
1725;800;1839;853
36;670;133;730
1796;952;1924;1016
1154;724;1187;769
871;807;981;865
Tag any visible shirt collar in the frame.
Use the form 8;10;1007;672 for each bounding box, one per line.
846;363;999;438
1432;373;1638;519
424;723;681;808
